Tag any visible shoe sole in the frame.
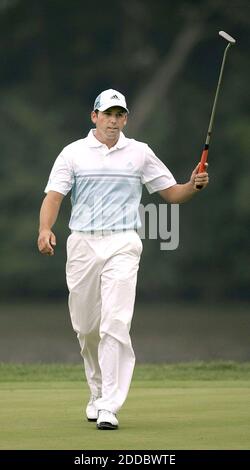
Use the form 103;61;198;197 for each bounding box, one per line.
97;422;118;430
87;418;97;422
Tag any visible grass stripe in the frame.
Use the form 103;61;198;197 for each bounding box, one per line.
1;361;250;382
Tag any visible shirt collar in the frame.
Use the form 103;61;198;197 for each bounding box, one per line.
86;129;128;149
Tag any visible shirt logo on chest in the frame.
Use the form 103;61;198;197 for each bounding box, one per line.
126;161;135;170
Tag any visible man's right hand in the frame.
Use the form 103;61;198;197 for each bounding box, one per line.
38;229;57;256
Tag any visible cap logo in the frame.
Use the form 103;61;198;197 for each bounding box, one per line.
94;95;101;109
111;94;119;99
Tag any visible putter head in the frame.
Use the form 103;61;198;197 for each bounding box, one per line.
219;31;236;44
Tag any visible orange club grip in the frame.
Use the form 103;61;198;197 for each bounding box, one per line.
198;147;209;173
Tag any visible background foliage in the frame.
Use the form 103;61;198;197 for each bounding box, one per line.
0;0;249;301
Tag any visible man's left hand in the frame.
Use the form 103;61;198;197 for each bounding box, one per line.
191;162;209;190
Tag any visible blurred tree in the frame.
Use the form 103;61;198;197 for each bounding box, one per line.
0;0;249;301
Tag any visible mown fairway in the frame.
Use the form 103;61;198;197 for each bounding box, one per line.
0;362;250;450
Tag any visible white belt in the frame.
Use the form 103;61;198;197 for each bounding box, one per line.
71;229;132;237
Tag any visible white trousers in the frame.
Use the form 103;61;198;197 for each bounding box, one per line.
66;230;142;414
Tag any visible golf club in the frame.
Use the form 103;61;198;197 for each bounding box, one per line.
196;30;236;189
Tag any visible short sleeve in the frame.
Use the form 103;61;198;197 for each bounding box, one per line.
44;151;74;195
141;145;176;194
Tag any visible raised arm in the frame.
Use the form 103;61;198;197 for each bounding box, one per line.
159;163;209;203
37;190;64;256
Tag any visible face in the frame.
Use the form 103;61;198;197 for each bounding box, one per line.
91;106;127;145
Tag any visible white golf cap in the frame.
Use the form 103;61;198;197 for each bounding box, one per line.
93;89;129;113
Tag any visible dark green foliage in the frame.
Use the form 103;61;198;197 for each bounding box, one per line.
0;0;249;301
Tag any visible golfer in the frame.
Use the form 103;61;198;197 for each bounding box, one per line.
37;89;209;430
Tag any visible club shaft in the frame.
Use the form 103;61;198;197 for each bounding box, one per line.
205;42;231;146
197;42;232;182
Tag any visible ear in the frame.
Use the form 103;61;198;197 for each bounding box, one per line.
91;111;98;124
123;114;128;126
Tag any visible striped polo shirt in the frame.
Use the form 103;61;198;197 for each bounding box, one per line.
44;130;176;231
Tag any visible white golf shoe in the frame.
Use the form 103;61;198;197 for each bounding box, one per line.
96;410;119;430
86;395;100;422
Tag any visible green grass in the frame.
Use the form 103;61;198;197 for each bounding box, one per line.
0;362;250;450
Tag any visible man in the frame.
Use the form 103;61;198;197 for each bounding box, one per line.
38;89;209;430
